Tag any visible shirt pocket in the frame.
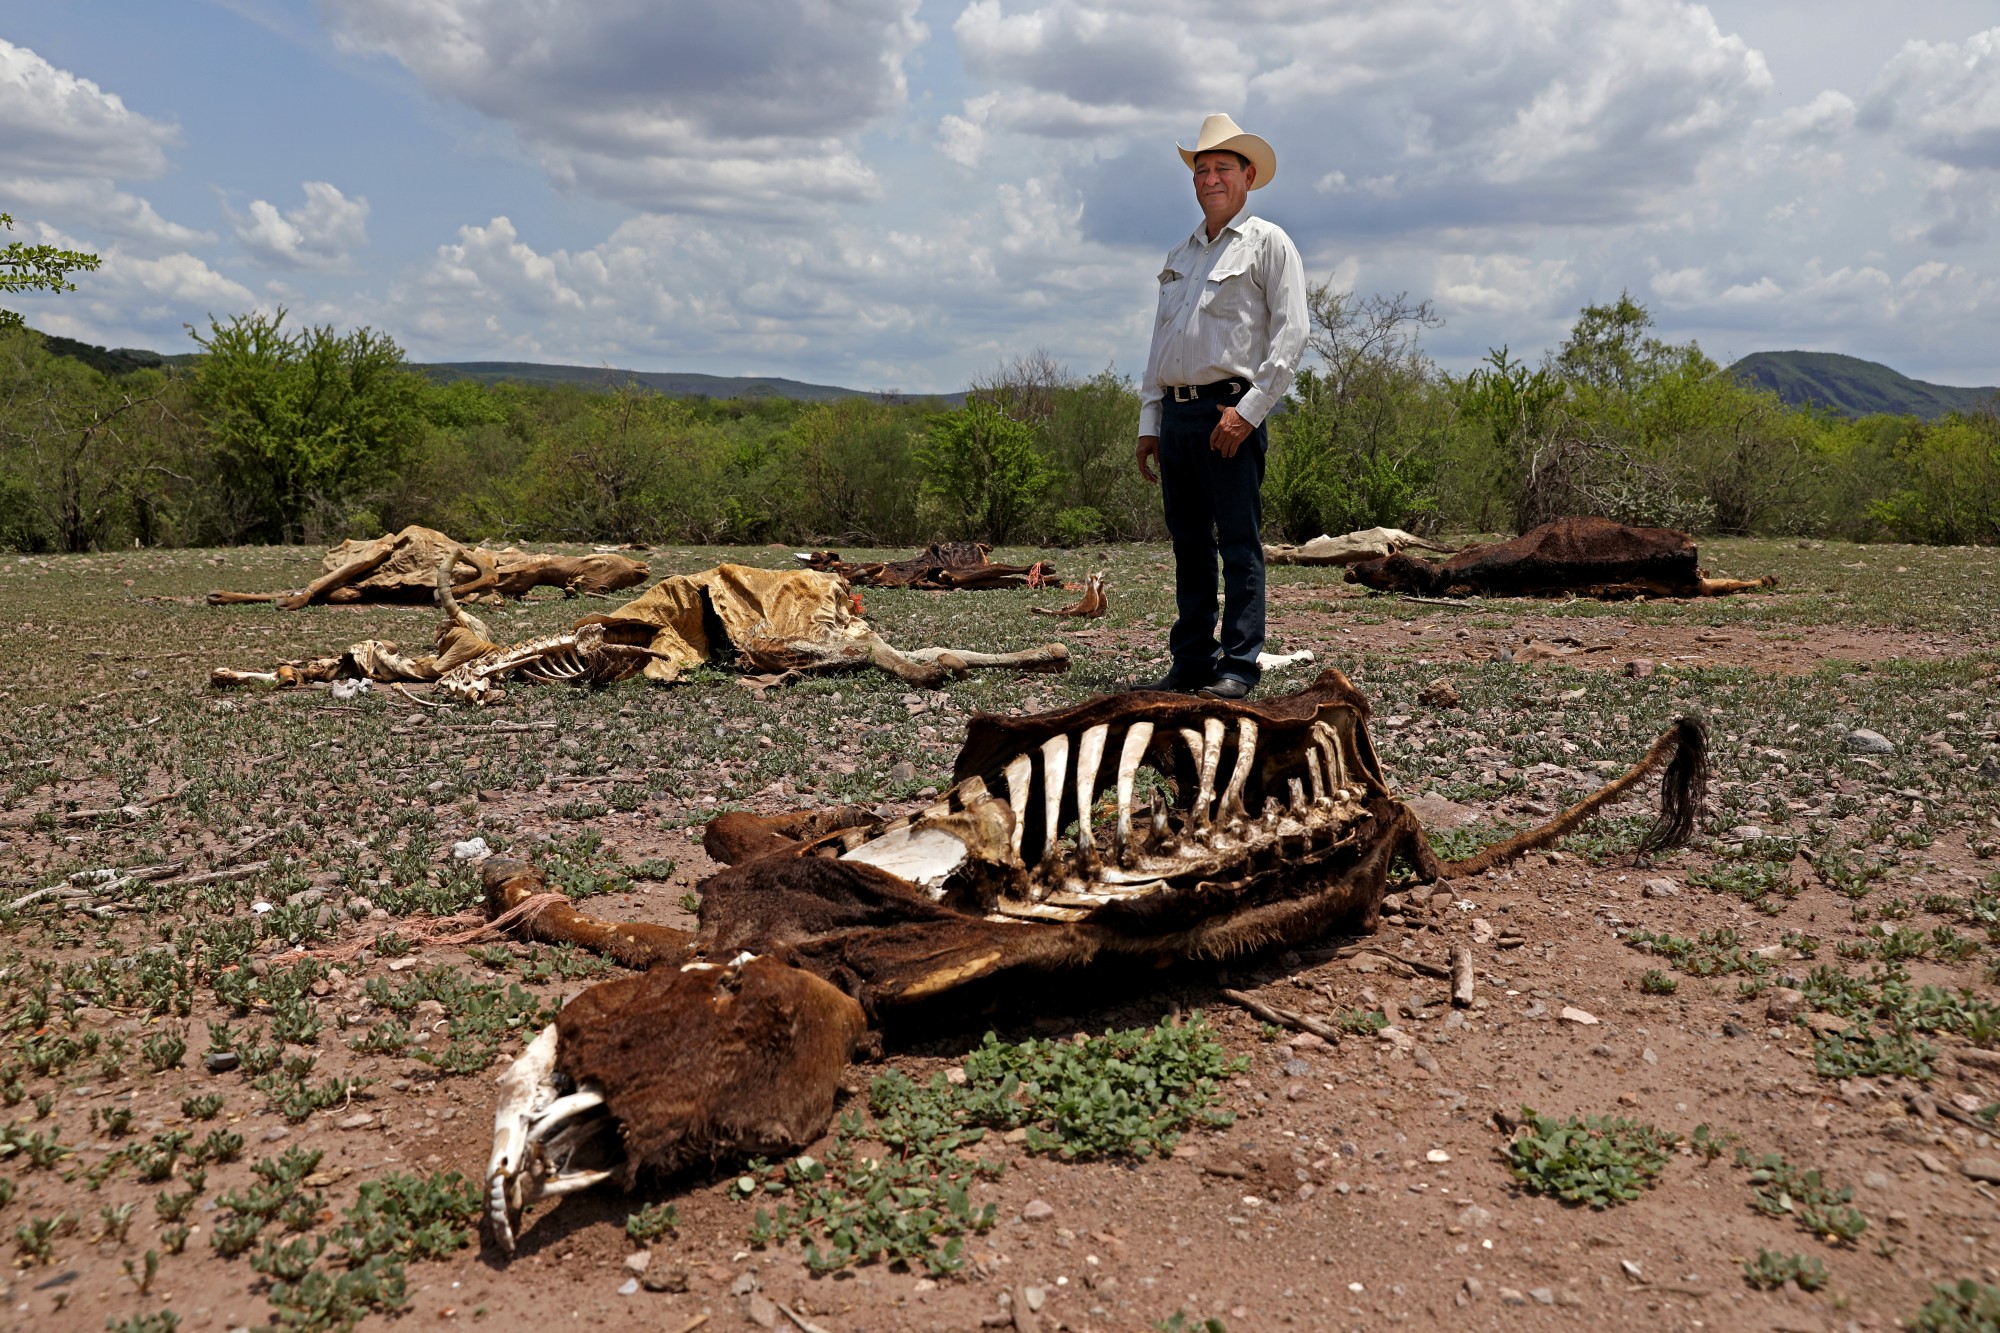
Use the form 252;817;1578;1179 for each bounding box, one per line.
1156;266;1185;325
1198;258;1255;316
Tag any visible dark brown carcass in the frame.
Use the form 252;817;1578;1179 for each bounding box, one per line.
1345;516;1775;599
480;669;1706;1251
799;541;1055;590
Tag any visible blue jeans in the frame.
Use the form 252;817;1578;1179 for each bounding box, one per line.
1159;395;1266;686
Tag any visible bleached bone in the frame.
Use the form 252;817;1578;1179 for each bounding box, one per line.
1192;717;1226;828
1313;721;1348;793
1289;777;1308;813
1004;753;1034;865
1218;718;1258;822
1072;724;1109;860
1307;747;1327;805
1112;722;1154;856
1038;734;1069;869
488;1024;562;1254
842;823;972;889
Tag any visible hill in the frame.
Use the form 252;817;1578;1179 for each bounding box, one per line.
1729;350;1999;419
23;329;947;403
418;360;941;403
32;332;171;377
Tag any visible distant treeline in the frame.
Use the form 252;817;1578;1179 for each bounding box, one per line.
2;295;1996;554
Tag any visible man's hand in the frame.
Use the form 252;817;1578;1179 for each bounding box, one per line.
1209;406;1252;457
1136;435;1161;484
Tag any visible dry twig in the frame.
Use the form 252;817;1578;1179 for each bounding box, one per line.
1221;988;1343;1044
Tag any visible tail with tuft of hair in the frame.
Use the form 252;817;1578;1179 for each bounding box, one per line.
1431;716;1707;880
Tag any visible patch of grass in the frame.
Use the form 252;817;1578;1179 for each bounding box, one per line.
624;1201;678;1244
262;1253;408;1333
1689;841;1799;914
955;1020;1244;1160
743;1020;1241;1274
106;1313;181;1333
1811;1028;1935;1081
363;965;557;1075
1907;1280;2000;1333
1735;1149;1868;1243
1624;927;1769;977
328;1170;481;1264
1503;1107;1678;1208
1742;1248;1828;1291
1156;1316;1228;1333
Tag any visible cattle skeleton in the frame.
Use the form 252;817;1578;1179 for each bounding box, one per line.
211;557;1073;700
477;669;1707;1252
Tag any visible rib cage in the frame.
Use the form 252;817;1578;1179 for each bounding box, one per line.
436;624;659;703
822;697;1387;923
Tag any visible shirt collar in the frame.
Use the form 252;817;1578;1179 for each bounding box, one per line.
1191;205;1253;248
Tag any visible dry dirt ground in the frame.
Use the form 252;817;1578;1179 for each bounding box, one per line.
1;537;1998;1333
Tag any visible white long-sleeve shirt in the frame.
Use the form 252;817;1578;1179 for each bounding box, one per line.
1138;206;1308;437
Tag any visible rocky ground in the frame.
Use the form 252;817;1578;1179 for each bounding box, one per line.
0;536;1995;1333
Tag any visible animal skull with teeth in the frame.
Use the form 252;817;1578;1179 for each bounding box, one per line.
481;669;1706;1252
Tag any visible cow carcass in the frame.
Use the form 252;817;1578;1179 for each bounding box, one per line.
206;525;650;609
799;542;1055;590
1264;527;1455;566
1345;516;1776;599
211;560;1070;701
480;668;1706;1250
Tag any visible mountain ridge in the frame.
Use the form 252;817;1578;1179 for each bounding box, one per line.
1727;350;1999;420
17;328;956;404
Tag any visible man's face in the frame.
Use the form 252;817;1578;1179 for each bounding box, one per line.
1192;151;1253;223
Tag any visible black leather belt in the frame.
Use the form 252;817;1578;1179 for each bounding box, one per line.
1166;378;1246;403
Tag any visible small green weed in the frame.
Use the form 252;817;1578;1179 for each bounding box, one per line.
106;1312;180;1333
1736;1150;1868;1243
1906;1280;2000;1332
1503;1108;1678;1208
625;1201;678;1244
1625;927;1768;977
1742;1248;1828;1291
180;1093;224;1121
141;1028;187;1072
1811;1028;1935;1081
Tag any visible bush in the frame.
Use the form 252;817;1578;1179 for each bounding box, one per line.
914;396;1055;544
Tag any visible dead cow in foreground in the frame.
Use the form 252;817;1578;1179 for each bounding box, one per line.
1346;516;1776;599
211;561;1070;701
479;668;1707;1251
206;524;650;609
799;541;1055;590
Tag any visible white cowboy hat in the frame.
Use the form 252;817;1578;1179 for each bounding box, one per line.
1178;113;1276;190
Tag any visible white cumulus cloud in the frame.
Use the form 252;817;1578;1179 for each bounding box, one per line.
0;39;178;181
230;182;370;268
324;0;925;215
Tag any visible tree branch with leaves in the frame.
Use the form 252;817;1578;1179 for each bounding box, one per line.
0;214;101;331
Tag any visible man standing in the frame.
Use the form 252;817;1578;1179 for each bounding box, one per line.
1134;113;1307;700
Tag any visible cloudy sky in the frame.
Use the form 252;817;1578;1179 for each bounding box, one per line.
6;0;2000;391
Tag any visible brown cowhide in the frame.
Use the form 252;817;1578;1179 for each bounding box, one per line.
1345;516;1775;599
800;541;1053;590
